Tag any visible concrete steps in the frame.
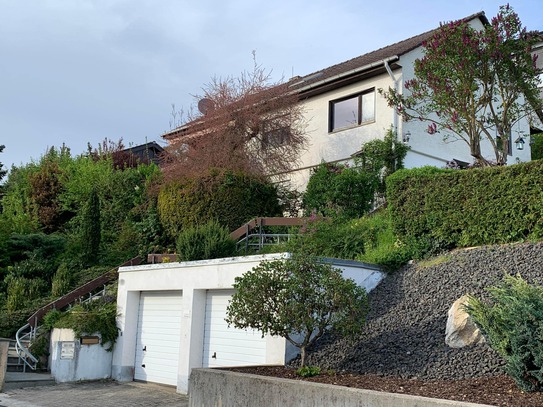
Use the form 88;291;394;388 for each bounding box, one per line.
6;340;27;373
3;371;55;391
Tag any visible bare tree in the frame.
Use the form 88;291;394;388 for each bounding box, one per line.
163;58;307;180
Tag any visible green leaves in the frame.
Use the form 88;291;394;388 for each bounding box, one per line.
466;275;543;391
386;161;543;253
382;6;540;165
303;163;377;220
176;220;236;261
226;256;368;366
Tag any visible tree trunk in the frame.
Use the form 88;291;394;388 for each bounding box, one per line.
300;346;306;367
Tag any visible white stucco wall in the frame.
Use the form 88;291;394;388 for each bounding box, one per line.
286;16;533;191
112;253;384;394
49;328;113;383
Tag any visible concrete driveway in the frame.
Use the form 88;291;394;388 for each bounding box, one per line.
0;380;188;407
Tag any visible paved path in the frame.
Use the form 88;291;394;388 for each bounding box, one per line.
0;380;188;407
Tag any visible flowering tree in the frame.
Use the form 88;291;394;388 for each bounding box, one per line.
381;5;542;165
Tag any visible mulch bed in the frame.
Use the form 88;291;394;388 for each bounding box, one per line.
228;366;543;407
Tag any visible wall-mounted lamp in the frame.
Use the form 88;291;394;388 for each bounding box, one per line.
403;131;411;143
514;136;525;150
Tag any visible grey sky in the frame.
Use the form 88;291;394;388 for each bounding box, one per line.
1;0;541;172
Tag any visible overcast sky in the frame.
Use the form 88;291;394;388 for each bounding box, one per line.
1;0;541;172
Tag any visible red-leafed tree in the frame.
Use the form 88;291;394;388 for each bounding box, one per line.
163;58;307;180
381;5;542;166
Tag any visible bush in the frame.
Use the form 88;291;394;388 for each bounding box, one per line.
226;256;368;367
176;220;236;261
303;163;377;219
466;274;543;392
296;365;321;377
51;262;75;297
386;161;543;253
158;169;281;238
49;297;119;351
286;217;366;260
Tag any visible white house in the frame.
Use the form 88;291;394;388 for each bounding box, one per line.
163;12;540;191
111;254;383;394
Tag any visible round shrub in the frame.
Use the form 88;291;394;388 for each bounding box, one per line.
303;163;377;219
157;169;282;238
176;220;236;261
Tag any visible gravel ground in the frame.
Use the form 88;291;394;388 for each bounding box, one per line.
305;241;543;380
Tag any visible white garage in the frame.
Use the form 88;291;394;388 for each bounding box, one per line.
203;290;266;368
112;254;384;394
134;291;183;385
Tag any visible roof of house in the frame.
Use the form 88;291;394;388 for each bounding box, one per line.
163;11;488;140
286;11;487;96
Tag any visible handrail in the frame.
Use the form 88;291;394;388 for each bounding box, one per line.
230;217;309;241
27;256;142;328
15;323;38;371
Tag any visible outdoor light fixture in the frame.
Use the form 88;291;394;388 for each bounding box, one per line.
514;136;525;150
403;131;411;143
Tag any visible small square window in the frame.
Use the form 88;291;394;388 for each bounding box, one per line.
329;89;375;132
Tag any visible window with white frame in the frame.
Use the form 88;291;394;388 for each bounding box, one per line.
329;89;375;132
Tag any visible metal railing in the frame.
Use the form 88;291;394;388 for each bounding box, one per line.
14;256;142;370
15;323;39;371
231;217;311;254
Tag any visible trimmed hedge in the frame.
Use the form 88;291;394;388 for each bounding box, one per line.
302;162;377;219
386;161;543;252
157;169;281;238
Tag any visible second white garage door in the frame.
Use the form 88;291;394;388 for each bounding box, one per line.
203;289;266;368
134;291;183;386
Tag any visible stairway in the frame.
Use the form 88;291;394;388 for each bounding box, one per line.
7;340;25;373
3;340;55;390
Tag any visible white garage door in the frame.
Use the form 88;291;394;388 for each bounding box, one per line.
203;289;266;368
134;291;183;386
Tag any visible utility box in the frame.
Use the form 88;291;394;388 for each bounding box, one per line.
50;329;112;382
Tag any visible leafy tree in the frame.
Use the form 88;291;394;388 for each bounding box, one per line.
226;256;368;367
80;187;101;266
0;144;6;184
163;57;307;179
354;128;410;194
381;5;541;165
302;162;377;219
531;133;543;160
466;274;543;392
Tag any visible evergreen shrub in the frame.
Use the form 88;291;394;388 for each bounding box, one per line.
157;169;281;238
386;161;543;251
466;275;543;392
176;220;236;261
302;163;377;219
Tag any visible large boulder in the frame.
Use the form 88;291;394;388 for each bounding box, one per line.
445;295;485;348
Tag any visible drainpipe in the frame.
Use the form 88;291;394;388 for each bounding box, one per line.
384;59;400;141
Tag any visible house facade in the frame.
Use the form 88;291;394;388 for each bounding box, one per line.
163;12;539;191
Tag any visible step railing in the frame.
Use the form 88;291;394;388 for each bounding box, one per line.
231;217;310;254
15;323;39;371
15;256;142;370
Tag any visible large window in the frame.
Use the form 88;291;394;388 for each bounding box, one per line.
329;89;375;132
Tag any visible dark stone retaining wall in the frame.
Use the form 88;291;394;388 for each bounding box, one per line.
306;241;543;380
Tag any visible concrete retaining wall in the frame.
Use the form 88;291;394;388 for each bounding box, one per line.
188;369;494;407
0;338;9;392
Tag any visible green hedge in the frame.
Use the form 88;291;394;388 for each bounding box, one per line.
386;161;543;251
157;169;281;238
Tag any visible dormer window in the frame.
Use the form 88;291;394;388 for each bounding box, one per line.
329;89;375;132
